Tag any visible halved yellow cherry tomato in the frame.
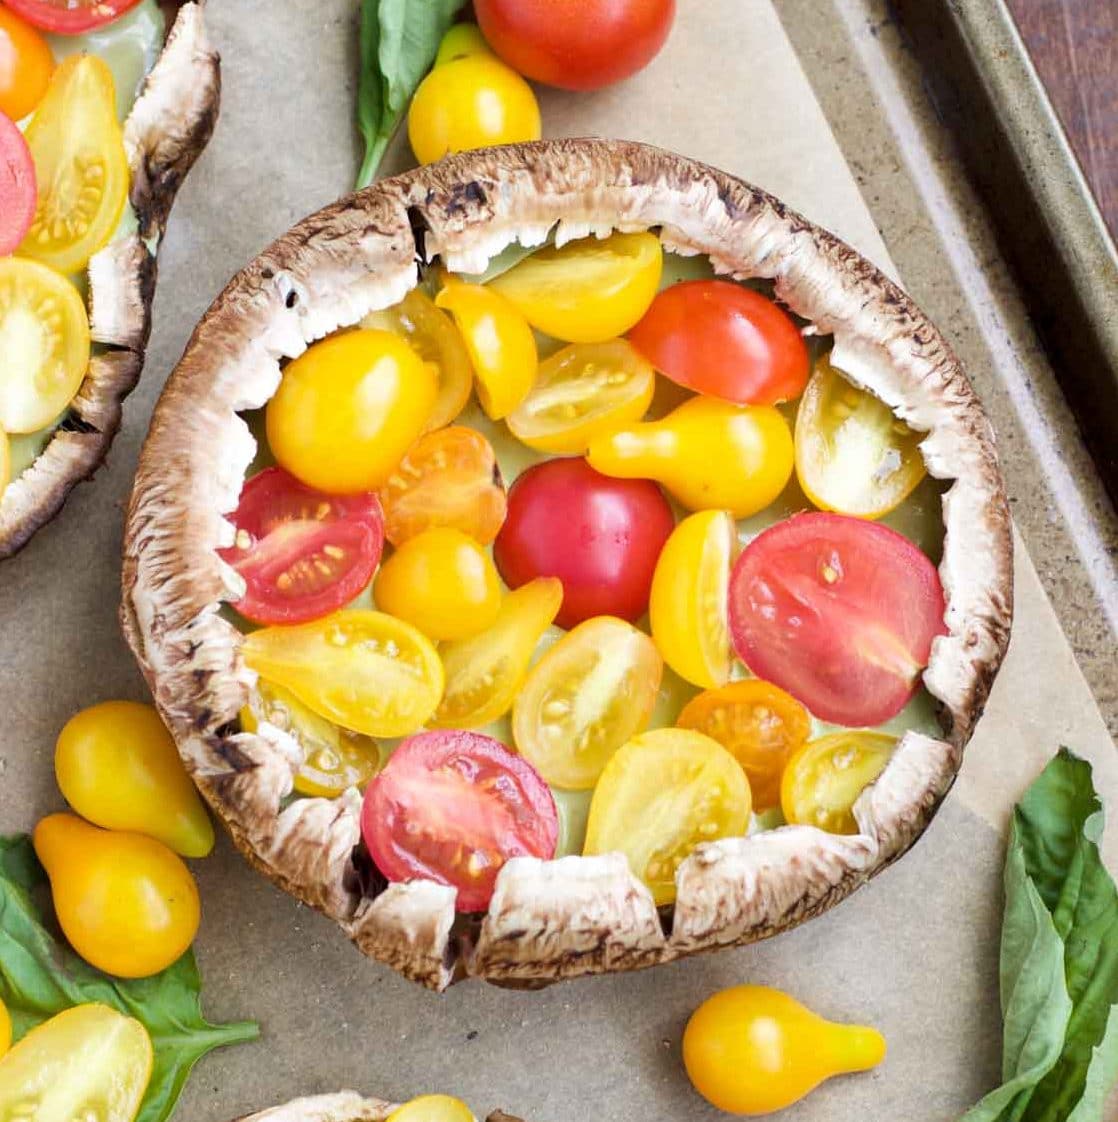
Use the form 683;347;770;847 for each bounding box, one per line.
795;353;926;518
649;510;736;689
435;22;494;66
435;279;537;419
0;996;10;1058
507;339;655;454
387;1095;476;1122
433;576;563;728
0;1005;153;1122
677;680;811;811
512;616;662;790
361;289;473;432
241;680;383;798
266;329;437;494
781;730;897;834
584;728;751;906
490;231;663;343
18;55;128;275
374;526;502;642
241;610;444;738
0;6;54;122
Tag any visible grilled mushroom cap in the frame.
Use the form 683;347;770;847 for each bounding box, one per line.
0;0;220;558
234;1092;523;1122
122;140;1013;991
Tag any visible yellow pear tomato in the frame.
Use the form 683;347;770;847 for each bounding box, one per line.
584;728;751;906
266;329;437;494
649;510;736;689
434;23;494;66
435;279;537;419
388;1095;475;1122
33;814;200;978
54;700;214;858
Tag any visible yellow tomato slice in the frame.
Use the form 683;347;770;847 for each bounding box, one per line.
0;1005;153;1122
241;680;383;798
18;55;129;275
388;1095;476;1122
584;728;752;906
490;231;663;343
677;680;811;811
649;509;736;689
434;279;537;419
432;576;563;728
512;616;662;790
0;257;90;433
241;610;444;738
795;354;926;518
507;339;655;454
361;289;473;432
781;730;897;834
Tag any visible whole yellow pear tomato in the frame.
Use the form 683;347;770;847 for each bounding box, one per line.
54;700;214;858
33;814;201;979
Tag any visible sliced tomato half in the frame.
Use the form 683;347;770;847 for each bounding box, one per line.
220;466;384;625
361;730;558;913
0;112;36;255
3;0;143;35
727;512;946;726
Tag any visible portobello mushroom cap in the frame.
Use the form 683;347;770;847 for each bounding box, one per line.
234;1092;523;1122
0;1;220;558
122;140;1013;991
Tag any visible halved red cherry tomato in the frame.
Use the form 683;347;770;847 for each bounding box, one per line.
3;0;143;35
629;280;809;405
728;512;946;726
362;730;558;912
0;112;36;255
219;467;384;625
494;457;676;630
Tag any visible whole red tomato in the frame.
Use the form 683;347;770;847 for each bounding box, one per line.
474;0;676;91
494;458;675;629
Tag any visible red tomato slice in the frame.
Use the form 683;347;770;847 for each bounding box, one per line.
362;730;558;913
628;280;809;405
2;0;143;35
727;512;946;726
219;467;384;626
0;112;36;255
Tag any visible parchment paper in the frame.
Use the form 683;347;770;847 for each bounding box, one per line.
1;2;1115;1120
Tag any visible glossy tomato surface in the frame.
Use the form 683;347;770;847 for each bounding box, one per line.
0;7;54;120
362;730;557;912
0;111;36;255
629;280;809;405
219;467;384;625
3;0;142;35
475;0;676;91
494;457;675;629
728;512;946;726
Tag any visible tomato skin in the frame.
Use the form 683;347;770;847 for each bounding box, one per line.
494;458;675;629
629;280;809;405
475;0;676;91
362;730;558;913
0;7;53;120
0;111;37;255
2;0;143;35
728;512;947;726
388;1097;475;1122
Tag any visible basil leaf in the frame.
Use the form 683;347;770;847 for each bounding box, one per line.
0;835;259;1122
355;0;467;189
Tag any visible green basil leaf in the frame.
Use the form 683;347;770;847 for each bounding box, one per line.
0;835;259;1122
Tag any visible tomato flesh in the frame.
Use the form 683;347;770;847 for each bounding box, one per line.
0;111;37;255
728;512;946;726
219;467;384;625
362;730;558;912
3;0;143;35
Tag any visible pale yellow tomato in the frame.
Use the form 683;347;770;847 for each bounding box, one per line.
387;1095;475;1122
266;329;437;494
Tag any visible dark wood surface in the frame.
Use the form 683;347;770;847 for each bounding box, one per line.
1005;0;1118;240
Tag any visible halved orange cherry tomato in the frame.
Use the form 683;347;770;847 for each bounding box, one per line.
219;467;384;625
380;426;507;547
0;112;37;255
677;680;811;811
584;728;751;906
795;353;927;519
362;730;558;912
781;730;897;834
434;279;537;419
361;290;473;432
507;339;655;454
489;231;663;343
18;54;128;274
0;7;54;120
649;510;736;689
4;0;143;35
433;577;563;728
241;610;444;738
728;512;946;726
512;616;663;790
